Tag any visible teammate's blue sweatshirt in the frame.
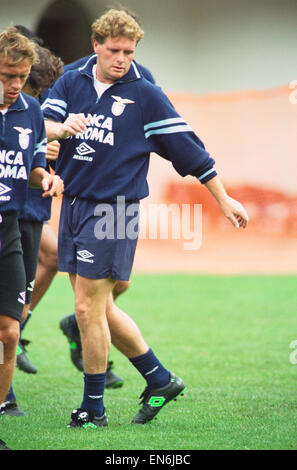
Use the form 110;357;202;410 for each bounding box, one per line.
42;55;217;202
0;93;47;213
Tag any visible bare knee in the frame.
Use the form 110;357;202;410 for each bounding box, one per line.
0;321;20;348
75;301;89;331
39;248;58;272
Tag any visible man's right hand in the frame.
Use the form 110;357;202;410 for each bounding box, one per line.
58;114;90;139
45;114;90;142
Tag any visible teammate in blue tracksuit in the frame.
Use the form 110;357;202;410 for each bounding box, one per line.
43;9;248;428
0;27;63;447
0;42;65;418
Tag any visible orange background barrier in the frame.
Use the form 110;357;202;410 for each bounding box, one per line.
50;84;297;274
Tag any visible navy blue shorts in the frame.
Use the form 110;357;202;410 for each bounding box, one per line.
58;195;140;281
18;219;43;304
0;212;26;322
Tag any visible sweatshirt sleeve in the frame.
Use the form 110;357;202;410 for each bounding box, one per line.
41;73;69;123
140;83;217;184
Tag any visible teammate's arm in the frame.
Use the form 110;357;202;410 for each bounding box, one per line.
45;114;90;142
46;140;60;160
29;167;64;197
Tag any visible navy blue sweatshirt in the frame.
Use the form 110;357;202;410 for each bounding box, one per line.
42;56;216;202
0;93;46;213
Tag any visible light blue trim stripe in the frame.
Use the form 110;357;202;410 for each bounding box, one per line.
20;93;29;109
197;169;216;181
144;117;185;131
145;124;192;139
34;145;47;156
41;98;67;110
34;137;47;149
34;138;48;155
42;104;67;117
131;61;141;79
78;54;96;71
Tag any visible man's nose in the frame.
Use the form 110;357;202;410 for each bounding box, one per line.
11;77;22;90
116;51;125;63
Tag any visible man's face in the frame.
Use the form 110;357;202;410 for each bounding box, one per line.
0;56;31;109
93;36;136;84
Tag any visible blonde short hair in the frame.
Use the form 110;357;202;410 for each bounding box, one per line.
0;26;39;65
92;9;144;44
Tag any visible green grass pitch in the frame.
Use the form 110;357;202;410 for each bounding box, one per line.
1;273;297;450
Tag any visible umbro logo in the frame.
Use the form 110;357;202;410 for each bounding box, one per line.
76;143;95;156
27;280;35;292
73;143;95;162
18;291;26;305
77;250;94;263
0;183;11;196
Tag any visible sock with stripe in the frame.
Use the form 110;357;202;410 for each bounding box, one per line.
129;348;170;390
80;372;106;418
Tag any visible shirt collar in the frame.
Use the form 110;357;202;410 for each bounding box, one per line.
6;92;29;113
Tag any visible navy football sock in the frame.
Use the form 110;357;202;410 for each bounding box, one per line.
80;372;106;417
129;348;170;389
5;386;16;402
20;310;32;335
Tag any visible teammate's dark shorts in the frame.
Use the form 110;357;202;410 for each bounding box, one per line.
18;219;43;304
0;212;26;322
58;195;140;281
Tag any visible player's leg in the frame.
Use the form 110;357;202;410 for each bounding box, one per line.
106;295;148;357
29;222;58;312
74;275;115;373
58;196;125;386
112;280;130;300
68;274;115;428
59;279;128;387
15;220;43;375
106;295;185;424
0;315;20;405
0;213;26;414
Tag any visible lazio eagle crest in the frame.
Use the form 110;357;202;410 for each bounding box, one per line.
13;127;32;150
111;96;135;116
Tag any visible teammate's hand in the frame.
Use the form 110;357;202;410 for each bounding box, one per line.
41;173;64;197
46;140;60;160
58;114;90;139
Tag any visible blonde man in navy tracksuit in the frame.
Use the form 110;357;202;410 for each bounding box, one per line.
0;27;63;448
43;9;248;428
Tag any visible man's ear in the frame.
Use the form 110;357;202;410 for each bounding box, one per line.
93;39;100;54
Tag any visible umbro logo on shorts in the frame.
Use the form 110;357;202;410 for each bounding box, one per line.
18;291;26;305
28;280;35;292
77;250;94;263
